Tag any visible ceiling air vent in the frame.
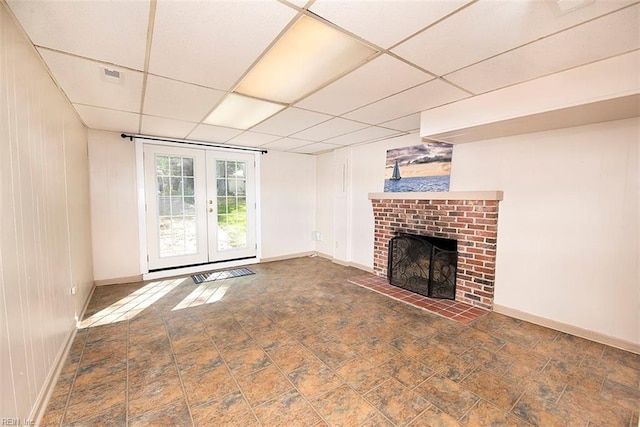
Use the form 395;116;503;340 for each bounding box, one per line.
100;66;124;84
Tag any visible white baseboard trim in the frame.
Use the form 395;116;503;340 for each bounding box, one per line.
315;252;374;273
493;304;640;355
31;283;96;425
260;252;315;263
94;275;143;286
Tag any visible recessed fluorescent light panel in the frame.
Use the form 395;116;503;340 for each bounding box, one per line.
236;15;377;104
204;93;286;130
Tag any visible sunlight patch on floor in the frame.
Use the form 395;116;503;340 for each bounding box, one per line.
172;283;229;311
79;278;186;328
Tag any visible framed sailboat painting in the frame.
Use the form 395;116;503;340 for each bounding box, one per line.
384;142;453;192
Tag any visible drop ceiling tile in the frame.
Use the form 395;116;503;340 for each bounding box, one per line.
393;0;632;76
323;126;401;146
149;1;295;90
393;0;636;76
380;113;421;132
261;137;310;151
187;124;243;144
38;49;143;113
296;54;433;116
73;104;140;133
291;142;342;154
250;108;332;136
446;5;640;95
7;1;149;69
140;116;196;139
143;75;225;123
291;117;369;141
227;131;282;148
310;0;472;48
343;79;469;125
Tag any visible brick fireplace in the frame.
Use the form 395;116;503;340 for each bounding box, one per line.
369;191;503;310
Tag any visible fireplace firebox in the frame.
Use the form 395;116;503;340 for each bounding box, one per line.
387;233;458;300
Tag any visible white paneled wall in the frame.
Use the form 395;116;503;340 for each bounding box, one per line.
0;3;93;421
88;130;141;282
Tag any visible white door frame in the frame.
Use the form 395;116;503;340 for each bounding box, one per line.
135;139;262;280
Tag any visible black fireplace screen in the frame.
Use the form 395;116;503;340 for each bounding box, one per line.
387;233;457;300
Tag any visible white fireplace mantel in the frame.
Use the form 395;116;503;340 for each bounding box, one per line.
368;191;503;201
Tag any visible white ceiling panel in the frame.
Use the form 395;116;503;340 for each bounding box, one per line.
38;49;143;113
73;104;140;134
380;113;421;132
393;0;636;76
296;54;433;115
250;107;332;136
149;1;296;90
291;142;342;154
188;124;243;144
323;126;402;146
140;116;196;139
227;131;282;148
261;137;310;151
282;0;310;8
291;117;369;141
7;0;149;70
143;75;225;123
446;5;640;95
344;79;470;125
310;0;472;48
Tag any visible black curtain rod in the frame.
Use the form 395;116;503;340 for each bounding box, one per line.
120;133;268;154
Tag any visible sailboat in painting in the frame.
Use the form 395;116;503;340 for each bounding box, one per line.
390;160;401;180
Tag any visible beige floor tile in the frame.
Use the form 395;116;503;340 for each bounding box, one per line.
42;257;639;426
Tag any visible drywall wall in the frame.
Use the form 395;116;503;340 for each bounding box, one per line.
316;119;638;346
88;130;141;281
450;118;639;346
260;150;316;259
314;152;334;256
314;133;426;267
0;3;94;420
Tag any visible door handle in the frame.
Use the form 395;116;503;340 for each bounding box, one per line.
209;208;213;213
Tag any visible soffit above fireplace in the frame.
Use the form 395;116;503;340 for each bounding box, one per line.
368;191;503;201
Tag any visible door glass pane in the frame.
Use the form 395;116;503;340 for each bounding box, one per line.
156;154;197;257
216;160;248;251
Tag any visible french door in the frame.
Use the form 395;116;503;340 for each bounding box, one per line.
144;144;256;270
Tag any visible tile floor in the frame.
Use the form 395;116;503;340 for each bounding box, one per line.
41;257;639;426
348;274;489;324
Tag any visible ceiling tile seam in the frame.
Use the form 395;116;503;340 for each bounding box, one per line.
257;136;307;149
138;0;158;134
71;102;141;116
276;0;307;13
144;72;228;92
379;111;422;127
34;46;144;73
435;77;476;96
440;2;640;79
329;79;457;120
267;115;338;139
324;127;407;146
351;132;413;148
386;0;480;52
451;48;640;99
1;1;89;130
344;131;409;147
